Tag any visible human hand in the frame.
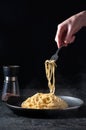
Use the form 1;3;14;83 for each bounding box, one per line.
55;11;86;48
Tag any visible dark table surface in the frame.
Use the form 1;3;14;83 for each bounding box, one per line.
0;72;86;130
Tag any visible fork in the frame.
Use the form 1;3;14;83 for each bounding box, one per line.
50;47;62;61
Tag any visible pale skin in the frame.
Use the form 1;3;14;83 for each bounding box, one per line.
55;10;86;48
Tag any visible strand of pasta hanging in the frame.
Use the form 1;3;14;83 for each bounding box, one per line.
45;60;57;94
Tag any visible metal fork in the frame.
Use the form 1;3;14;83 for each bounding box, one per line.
50;47;62;61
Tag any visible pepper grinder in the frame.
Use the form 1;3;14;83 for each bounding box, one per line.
2;65;20;101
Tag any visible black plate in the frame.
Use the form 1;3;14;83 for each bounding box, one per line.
6;96;84;118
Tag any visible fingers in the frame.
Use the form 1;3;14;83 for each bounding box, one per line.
55;24;76;48
55;24;67;48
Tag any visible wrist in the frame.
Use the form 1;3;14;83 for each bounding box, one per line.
81;10;86;27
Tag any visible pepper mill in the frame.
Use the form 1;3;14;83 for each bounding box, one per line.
2;65;20;101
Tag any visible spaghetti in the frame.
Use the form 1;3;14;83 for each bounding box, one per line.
45;60;57;94
21;92;68;109
21;60;68;109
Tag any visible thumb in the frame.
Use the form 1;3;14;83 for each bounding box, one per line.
64;25;74;43
65;35;75;44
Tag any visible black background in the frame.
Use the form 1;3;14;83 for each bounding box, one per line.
0;0;86;88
